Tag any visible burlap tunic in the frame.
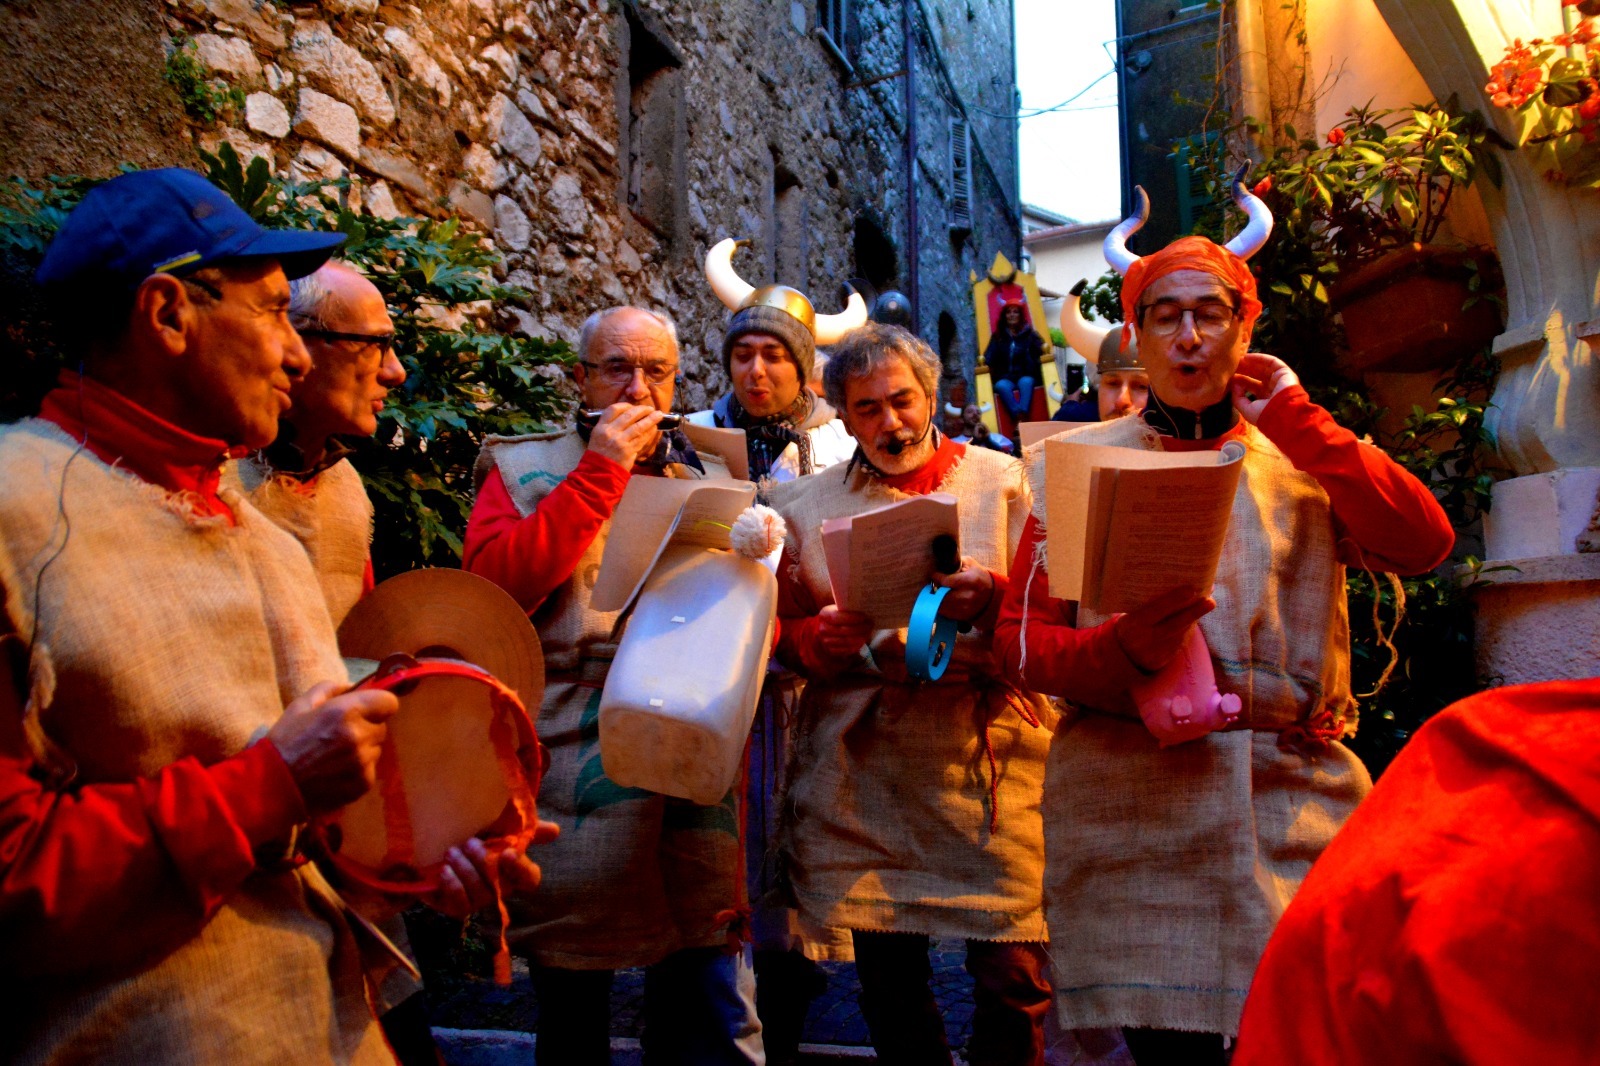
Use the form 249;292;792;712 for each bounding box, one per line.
473;430;744;970
1021;415;1372;1036
767;446;1056;956
227;455;373;628
0;419;391;1065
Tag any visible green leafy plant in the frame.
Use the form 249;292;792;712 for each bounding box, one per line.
0;146;574;578
1484;15;1600;188
163;36;246;126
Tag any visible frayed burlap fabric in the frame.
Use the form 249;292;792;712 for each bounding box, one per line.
1022;415;1371;1036
0;419;391;1065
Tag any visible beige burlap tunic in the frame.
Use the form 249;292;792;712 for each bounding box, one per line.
473;430;744;970
1022;415;1372;1036
0;419;391;1065
227;454;373;628
767;446;1056;957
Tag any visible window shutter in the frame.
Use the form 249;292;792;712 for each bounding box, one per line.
949;115;972;231
1173;131;1220;234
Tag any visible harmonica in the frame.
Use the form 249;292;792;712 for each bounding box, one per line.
578;409;683;431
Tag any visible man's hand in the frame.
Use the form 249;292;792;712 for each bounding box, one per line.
933;557;996;623
424;824;561;918
813;604;873;664
586;403;663;468
1111;587;1216;674
1231;353;1300;424
268;681;399;817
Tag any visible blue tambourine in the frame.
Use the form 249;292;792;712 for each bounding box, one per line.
906;582;961;681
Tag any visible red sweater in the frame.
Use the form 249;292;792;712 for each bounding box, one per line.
1232;679;1600;1064
993;386;1456;705
1;378;311;975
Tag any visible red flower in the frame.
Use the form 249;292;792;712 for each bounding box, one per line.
1326;128;1347;146
1252;175;1273;196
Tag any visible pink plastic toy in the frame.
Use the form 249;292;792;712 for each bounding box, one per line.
1129;626;1242;747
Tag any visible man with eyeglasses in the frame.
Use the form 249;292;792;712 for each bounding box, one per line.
464;305;764;1065
995;185;1454;1064
227;260;404;628
0;168;537;1064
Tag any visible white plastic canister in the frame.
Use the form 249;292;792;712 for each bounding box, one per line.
598;544;777;804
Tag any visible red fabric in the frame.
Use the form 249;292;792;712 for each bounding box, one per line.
776;439;1008;677
462;449;632;613
1118;235;1263;352
37;371;237;525
1233;679;1600;1065
0;678;308;975
994;389;1454;707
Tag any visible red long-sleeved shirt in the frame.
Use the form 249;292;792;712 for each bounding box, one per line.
462;448;633;613
993;386;1456;704
0;376;312;975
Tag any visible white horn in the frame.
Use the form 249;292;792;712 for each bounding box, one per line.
1223;163;1274;260
980;402;992;414
1060;279;1113;365
1049;383;1063;402
814;287;869;345
945;402;964;416
1102;186;1150;274
705;237;755;311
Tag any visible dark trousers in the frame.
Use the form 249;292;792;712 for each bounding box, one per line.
852;930;1051;1066
1121;1027;1228;1066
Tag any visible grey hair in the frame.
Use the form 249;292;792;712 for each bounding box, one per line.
822;322;940;413
288;260;358;329
577;306;679;361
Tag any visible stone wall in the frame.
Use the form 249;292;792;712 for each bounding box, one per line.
0;0;1020;410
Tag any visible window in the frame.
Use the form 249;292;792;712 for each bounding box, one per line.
818;0;852;64
623;5;684;239
1172;131;1221;235
949;115;972;233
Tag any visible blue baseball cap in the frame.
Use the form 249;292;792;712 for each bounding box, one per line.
35;167;345;289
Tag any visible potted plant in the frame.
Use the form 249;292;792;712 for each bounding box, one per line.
1255;102;1506;374
1484;7;1600;189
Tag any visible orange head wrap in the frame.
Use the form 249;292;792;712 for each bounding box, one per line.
1119;236;1262;351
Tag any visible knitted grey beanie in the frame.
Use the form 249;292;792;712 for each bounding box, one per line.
722;304;815;381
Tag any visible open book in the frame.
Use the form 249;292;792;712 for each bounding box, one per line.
1044;437;1245;614
682;422;750;481
591;477;757;613
1019;420;1096;449
820;493;959;629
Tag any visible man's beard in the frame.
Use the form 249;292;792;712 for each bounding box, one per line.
862;417;935;474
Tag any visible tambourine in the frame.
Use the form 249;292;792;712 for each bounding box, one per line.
314;654;544;896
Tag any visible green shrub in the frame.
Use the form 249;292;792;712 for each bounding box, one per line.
163;36;246;126
0;146;574;578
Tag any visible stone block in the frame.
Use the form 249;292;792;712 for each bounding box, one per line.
1484;468;1600;560
326;0;380;14
291;143;345;181
290;20;395;128
292;88;362;160
547;170;587;236
244;92;290;138
462;144;509;191
480;43;518;84
192;33;262;81
366;180;402;220
383;27;452;106
448;181;496;230
484;93;541;169
198;127;275;171
188;0;285;49
493;194;532;250
264;63;292;92
358;146;432;200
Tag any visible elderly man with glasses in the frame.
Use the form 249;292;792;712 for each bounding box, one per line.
464;305;764;1065
994;187;1454;1064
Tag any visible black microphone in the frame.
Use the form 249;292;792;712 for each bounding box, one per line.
886;438;905;455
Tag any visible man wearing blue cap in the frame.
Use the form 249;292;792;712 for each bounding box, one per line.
0;168;539;1064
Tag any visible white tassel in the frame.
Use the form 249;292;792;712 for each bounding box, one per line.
730;504;786;561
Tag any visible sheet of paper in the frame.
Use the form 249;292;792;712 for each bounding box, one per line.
591;478;756;612
1044;437;1243;604
820;493;960;629
682;422;750;481
1019;420;1096;448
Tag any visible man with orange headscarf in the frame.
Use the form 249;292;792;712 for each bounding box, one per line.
992;171;1454;1064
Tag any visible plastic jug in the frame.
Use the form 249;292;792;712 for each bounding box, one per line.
599;544;777;804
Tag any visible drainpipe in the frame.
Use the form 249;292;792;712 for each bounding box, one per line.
903;0;920;331
1234;0;1270;158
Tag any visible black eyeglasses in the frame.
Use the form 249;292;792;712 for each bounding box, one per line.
581;360;678;386
299;329;399;357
